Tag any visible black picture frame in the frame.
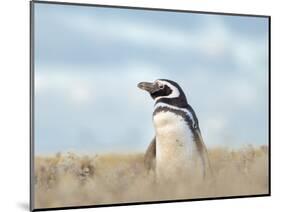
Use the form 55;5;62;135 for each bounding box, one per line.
30;1;271;211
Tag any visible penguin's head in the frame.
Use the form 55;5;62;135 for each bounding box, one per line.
138;79;188;107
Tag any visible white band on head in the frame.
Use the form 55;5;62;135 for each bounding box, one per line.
154;80;180;101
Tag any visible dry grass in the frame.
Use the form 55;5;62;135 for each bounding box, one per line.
34;145;269;208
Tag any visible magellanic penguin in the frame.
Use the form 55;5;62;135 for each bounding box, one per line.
138;79;212;183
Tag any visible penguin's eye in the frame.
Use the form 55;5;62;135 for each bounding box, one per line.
159;84;164;89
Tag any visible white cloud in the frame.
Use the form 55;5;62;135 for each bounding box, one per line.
228;80;258;105
58;11;266;74
35;71;95;105
34;62;164;108
59;12;199;50
69;84;93;104
201;116;228;146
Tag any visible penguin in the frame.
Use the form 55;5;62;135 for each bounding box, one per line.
138;79;212;183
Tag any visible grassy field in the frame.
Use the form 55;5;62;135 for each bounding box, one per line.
34;145;268;208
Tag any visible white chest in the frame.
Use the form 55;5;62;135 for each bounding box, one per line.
153;111;197;181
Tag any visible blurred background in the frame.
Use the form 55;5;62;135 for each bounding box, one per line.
34;3;269;154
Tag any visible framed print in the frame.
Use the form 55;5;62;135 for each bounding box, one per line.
30;1;270;211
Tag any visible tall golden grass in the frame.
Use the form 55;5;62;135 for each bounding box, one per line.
34;145;268;208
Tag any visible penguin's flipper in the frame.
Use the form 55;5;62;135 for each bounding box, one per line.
144;136;156;172
194;129;213;179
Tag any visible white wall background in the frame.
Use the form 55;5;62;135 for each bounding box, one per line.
0;0;279;211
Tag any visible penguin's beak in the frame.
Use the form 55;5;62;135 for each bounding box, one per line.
137;81;159;94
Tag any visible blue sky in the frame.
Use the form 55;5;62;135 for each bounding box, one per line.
34;3;269;154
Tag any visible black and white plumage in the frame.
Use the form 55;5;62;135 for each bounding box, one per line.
138;79;212;182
